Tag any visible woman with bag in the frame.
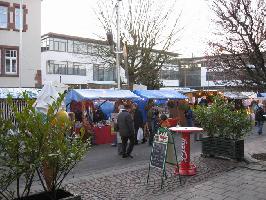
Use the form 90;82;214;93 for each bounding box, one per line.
133;104;144;145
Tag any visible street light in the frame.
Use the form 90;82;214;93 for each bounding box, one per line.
106;0;122;90
19;0;23;88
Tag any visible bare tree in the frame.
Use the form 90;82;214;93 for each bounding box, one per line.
95;0;181;89
207;0;266;91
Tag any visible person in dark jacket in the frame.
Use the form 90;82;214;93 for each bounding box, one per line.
185;104;194;127
133;104;144;145
117;104;135;158
255;103;265;135
199;96;208;106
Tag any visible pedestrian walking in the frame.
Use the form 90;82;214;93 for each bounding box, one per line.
185;103;194;127
149;109;160;146
255;103;265;135
117;104;135;158
133;104;144;145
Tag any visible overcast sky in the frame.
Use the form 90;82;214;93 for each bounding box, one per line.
41;0;213;58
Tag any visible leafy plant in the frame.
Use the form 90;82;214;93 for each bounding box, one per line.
0;92;90;200
194;96;251;140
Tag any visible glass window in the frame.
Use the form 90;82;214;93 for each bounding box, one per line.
91;45;98;55
67;40;73;52
0;6;8;28
48;39;54;50
73;41;87;54
93;64;115;81
67;62;73;75
93;64;99;80
47;61;54;74
46;60;86;76
5;50;17;74
15;8;24;30
98;67;104;81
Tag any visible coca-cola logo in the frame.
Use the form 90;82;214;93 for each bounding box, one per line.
181;138;188;162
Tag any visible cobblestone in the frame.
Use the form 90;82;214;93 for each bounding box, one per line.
65;155;241;199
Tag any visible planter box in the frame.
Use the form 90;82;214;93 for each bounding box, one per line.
14;189;81;200
201;137;244;161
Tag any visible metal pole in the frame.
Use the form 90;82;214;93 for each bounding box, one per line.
19;0;23;88
116;0;121;89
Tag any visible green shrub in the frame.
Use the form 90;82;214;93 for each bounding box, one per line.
0;92;90;200
194;96;251;140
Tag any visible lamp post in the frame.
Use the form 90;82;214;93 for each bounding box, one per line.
19;0;23;88
106;0;122;90
116;0;122;90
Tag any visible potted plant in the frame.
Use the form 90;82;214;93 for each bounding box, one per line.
194;96;251;161
0;93;90;200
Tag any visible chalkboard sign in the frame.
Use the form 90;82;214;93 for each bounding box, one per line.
150;141;167;169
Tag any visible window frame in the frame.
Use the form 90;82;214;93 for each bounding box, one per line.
5;49;17;74
0;1;10;30
13;3;27;32
0;46;19;77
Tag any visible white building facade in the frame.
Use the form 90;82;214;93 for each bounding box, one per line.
41;33;225;90
0;0;41;87
41;33;123;89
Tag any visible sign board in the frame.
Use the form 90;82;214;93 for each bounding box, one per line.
147;127;181;188
150;141;167;169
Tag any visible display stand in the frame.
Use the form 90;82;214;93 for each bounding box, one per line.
169;127;203;176
147;127;182;188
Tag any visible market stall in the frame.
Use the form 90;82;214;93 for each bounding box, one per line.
65;89;140;145
184;90;221;105
133;90;188;126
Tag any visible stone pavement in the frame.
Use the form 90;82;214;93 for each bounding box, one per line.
65;156;242;200
62;127;266;200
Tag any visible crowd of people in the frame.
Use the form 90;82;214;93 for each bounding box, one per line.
114;100;197;159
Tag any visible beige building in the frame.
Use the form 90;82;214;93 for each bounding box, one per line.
0;0;41;88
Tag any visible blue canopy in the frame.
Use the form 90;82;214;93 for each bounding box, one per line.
133;90;187;100
257;93;266;98
0;88;41;99
65;89;140;105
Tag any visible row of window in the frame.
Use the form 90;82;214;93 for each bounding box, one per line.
0;48;18;76
160;70;179;80
47;61;86;76
46;61;117;81
0;3;26;31
41;38;105;55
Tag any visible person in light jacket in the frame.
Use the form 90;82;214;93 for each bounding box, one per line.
117;104;135;158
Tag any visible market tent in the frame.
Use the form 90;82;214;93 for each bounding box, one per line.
0;88;41;99
257;93;266;98
65;89;140;106
133;90;187;99
133;90;187;123
223;92;249;99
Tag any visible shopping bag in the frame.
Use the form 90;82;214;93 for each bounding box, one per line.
137;128;144;141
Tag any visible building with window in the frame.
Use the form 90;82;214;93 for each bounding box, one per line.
41;33;121;89
159;56;227;90
0;0;41;87
41;33;229;90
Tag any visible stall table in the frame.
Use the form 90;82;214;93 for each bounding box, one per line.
169;127;203;176
93;125;115;145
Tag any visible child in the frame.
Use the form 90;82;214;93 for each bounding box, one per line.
160;114;171;128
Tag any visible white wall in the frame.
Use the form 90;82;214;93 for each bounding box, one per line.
0;0;41;87
41;51;118;85
162;80;180;87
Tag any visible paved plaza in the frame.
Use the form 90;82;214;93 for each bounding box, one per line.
61;127;266;200
17;126;266;199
